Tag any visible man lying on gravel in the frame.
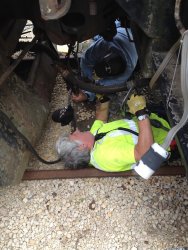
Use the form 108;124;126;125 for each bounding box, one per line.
56;94;170;172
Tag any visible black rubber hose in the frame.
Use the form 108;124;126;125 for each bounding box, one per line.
62;70;150;94
62;70;128;94
0;110;61;165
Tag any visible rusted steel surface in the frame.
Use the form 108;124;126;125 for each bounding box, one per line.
22;165;186;181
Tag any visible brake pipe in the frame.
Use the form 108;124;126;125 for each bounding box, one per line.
62;69;128;94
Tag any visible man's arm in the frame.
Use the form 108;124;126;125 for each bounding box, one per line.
127;94;154;161
95;99;110;123
134;118;154;161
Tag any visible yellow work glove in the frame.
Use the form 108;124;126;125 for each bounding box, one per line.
96;94;110;103
96;94;103;101
96;98;110;122
127;94;146;115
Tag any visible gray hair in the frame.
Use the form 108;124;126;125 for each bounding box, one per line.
56;135;90;169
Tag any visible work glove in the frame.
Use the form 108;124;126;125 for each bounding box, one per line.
96;95;110;122
127;94;146;115
96;95;110;112
96;94;110;103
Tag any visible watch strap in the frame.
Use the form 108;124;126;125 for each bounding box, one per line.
135;108;149;117
137;114;149;121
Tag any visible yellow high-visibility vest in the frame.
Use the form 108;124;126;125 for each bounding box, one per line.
89;113;170;172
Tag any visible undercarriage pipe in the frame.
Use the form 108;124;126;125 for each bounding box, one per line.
62;69;128;94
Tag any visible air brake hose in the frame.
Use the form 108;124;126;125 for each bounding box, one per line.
0;110;61;165
62;70;128;94
134;30;188;179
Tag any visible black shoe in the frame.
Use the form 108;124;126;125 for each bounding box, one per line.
51;105;74;126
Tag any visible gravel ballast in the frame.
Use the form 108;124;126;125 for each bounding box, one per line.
0;177;187;250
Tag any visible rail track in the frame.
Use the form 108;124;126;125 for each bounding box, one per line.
22;165;185;181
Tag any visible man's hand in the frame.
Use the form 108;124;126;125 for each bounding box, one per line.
126;94;153;161
72;90;88;103
127;94;146;115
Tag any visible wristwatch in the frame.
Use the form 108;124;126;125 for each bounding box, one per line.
137;114;149;121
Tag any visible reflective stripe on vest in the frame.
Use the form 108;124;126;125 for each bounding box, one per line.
93;119;138;146
90;119;138;171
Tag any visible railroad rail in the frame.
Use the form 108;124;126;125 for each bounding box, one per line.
22;165;185;181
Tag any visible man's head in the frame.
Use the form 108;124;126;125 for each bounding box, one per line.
56;129;94;169
94;52;126;78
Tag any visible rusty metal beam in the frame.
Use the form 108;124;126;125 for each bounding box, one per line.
22;165;186;181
